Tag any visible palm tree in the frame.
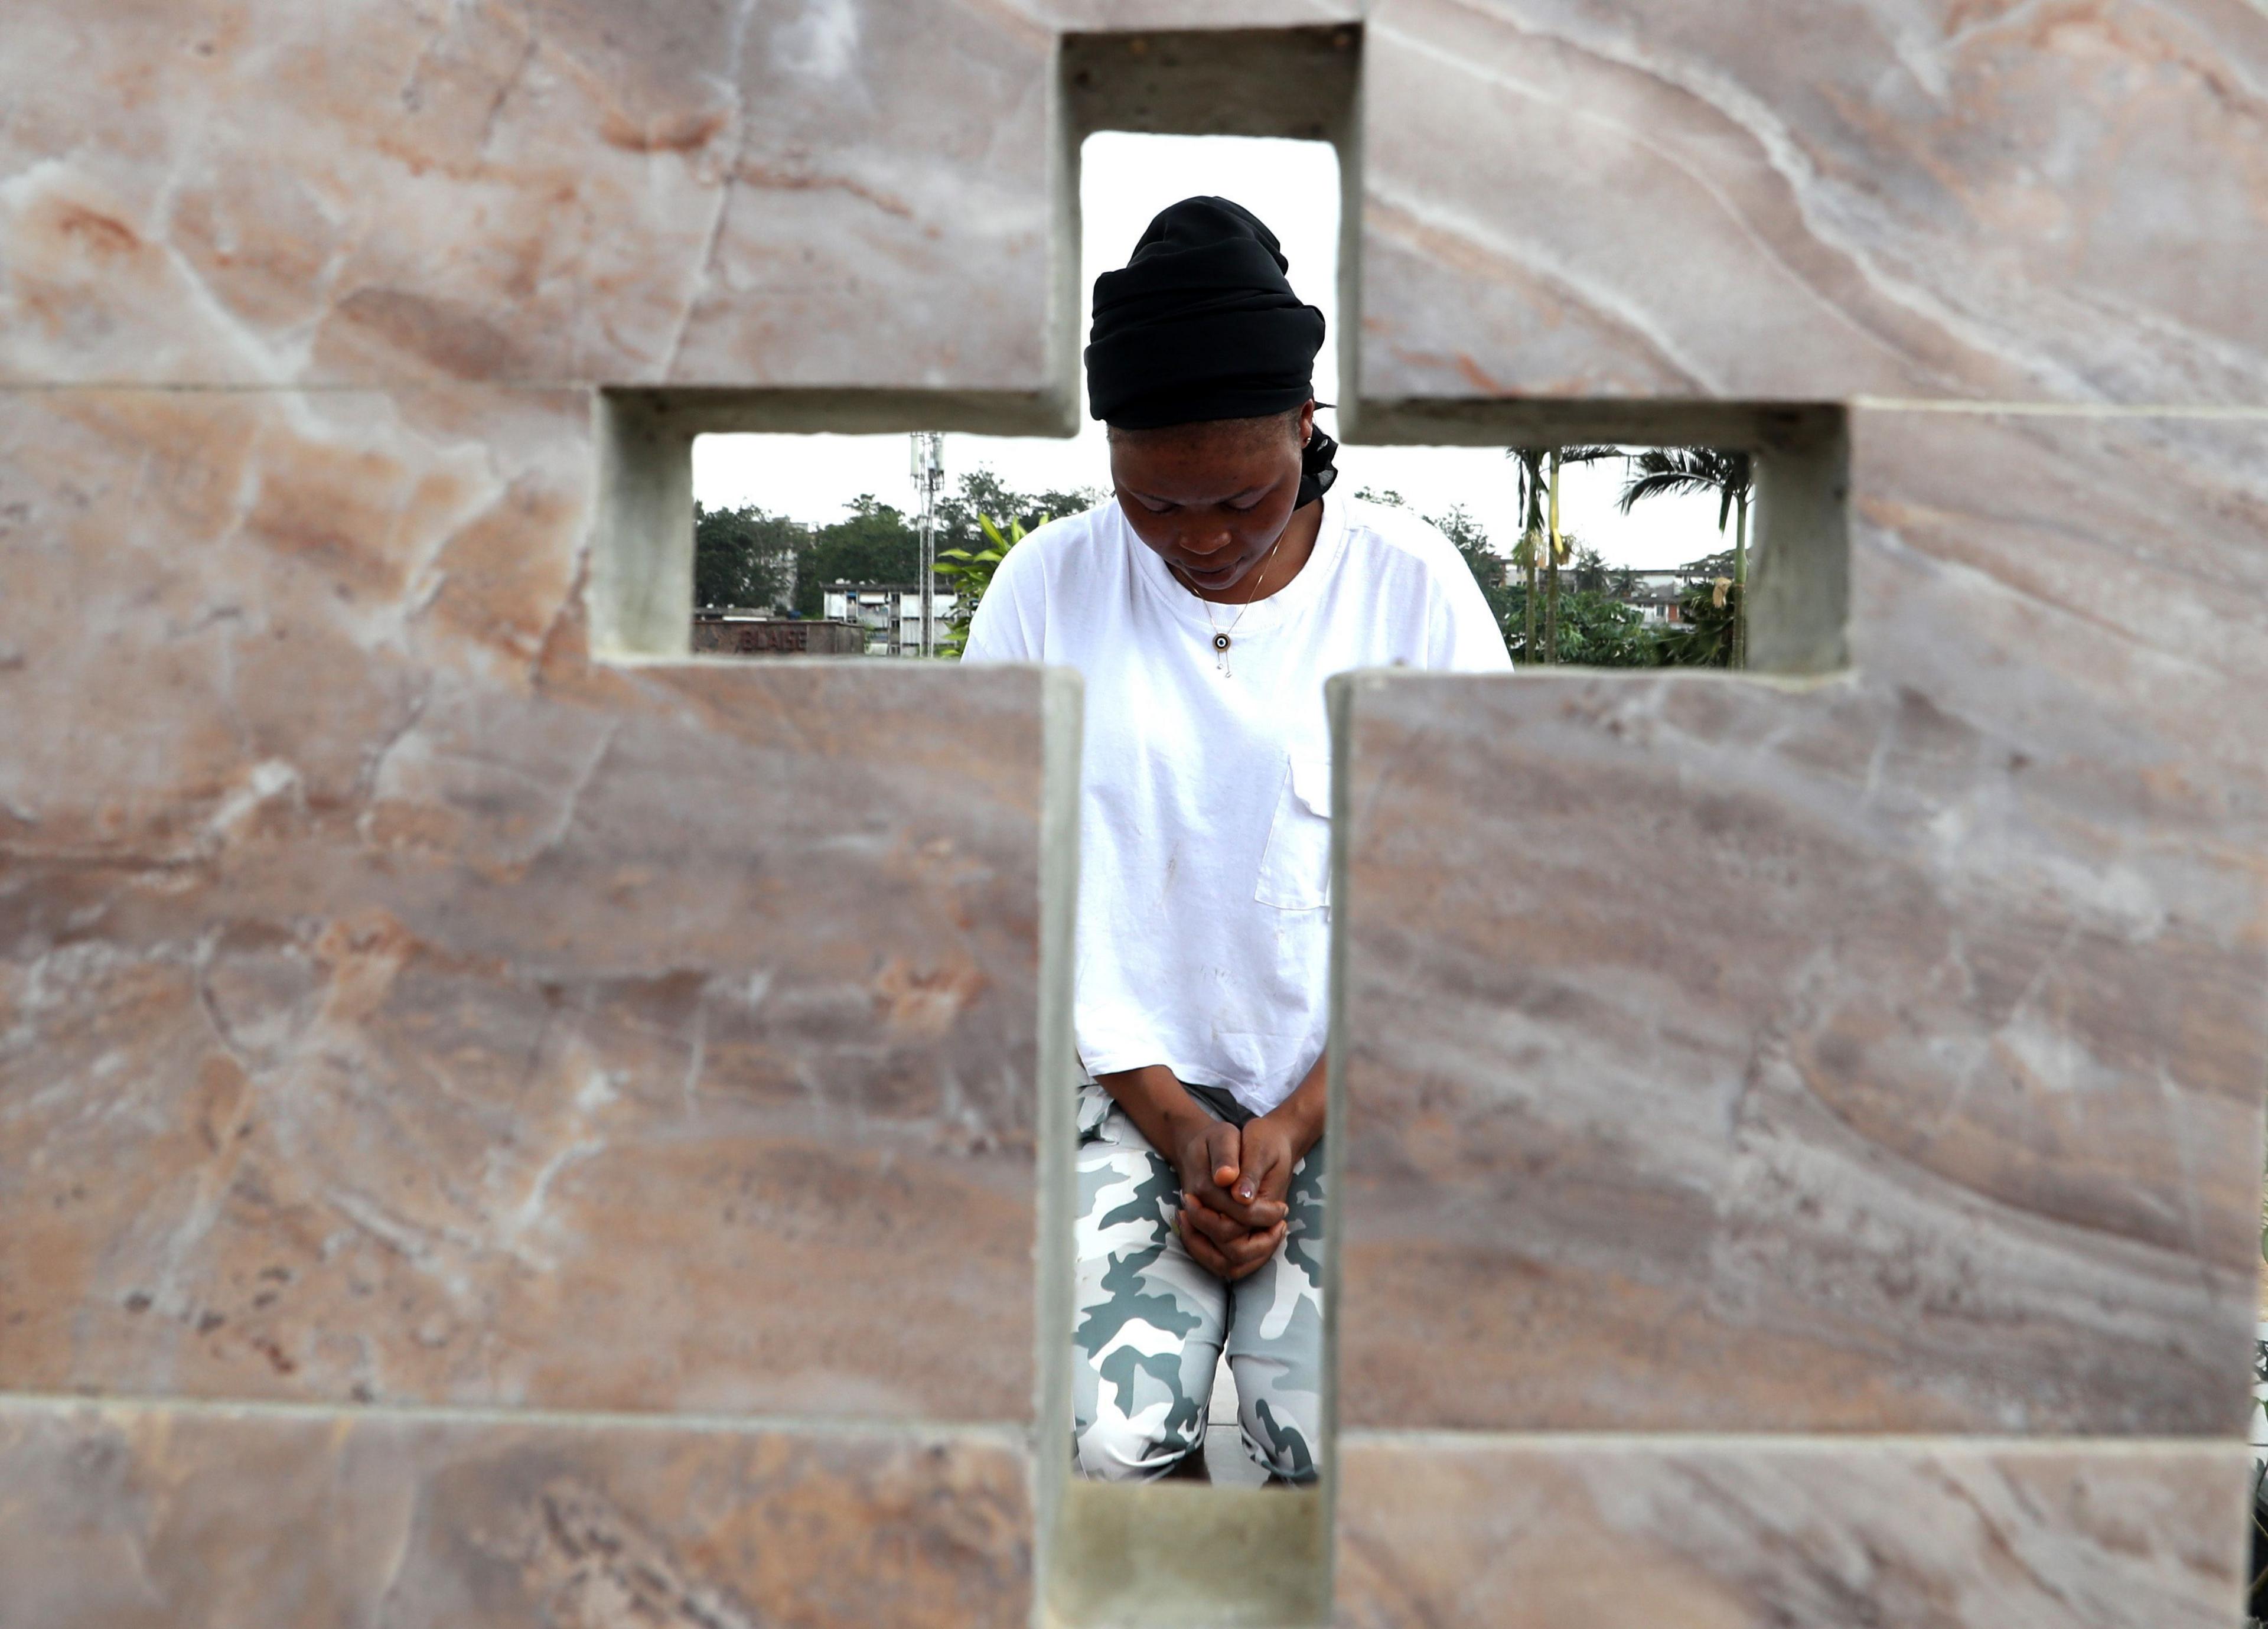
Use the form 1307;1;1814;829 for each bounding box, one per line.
1507;449;1547;663
1508;445;1619;664
1616;449;1754;666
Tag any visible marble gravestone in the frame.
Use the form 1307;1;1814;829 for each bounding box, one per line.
2;3;2263;1626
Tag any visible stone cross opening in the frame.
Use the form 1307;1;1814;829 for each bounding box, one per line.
583;28;1854;1629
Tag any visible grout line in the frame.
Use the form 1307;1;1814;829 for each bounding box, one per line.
9;386;2264;442
1;1391;2240;1457
0;1389;1031;1444
6;385;2264;419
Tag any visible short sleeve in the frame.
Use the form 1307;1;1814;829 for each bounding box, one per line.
1426;554;1516;673
962;539;1043;663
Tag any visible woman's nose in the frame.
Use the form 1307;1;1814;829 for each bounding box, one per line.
1177;524;1236;561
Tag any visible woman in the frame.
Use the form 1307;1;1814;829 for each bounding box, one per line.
966;197;1510;1481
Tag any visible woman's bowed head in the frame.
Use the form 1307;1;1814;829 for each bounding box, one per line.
1089;196;1340;608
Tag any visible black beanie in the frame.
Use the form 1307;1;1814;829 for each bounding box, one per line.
1085;197;1328;431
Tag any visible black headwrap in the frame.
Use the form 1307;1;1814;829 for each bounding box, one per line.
1087;196;1338;509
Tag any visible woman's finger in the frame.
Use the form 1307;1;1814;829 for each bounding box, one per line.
1212;1225;1272;1266
1224;1231;1283;1280
1179;1203;1281;1278
1180;1222;1234;1279
1205;1122;1243;1191
1188;1200;1282;1266
1186;1171;1273;1229
1181;1195;1253;1248
1207;1187;1288;1230
1220;1220;1285;1269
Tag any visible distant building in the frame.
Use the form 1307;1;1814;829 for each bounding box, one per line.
691;610;865;656
1614;566;1725;625
822;582;960;656
1621;571;1694;625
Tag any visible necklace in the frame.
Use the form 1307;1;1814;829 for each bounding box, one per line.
1179;529;1286;677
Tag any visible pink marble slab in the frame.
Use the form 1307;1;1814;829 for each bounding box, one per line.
1335;1433;2250;1628
1361;0;2268;406
1334;409;2268;1432
0;385;1063;1421
0;1397;1032;1629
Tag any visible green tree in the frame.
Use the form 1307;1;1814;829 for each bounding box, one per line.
1650;548;1739;668
1617;449;1754;666
1495;532;1660;667
1504;452;1547;662
693;502;805;610
1503;584;1658;667
934;512;1047;659
794;495;922;617
924;469;1098;653
939;470;1098;555
1506;447;1618;664
742;468;1096;625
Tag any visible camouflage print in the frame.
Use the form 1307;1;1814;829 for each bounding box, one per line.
1070;1081;1326;1483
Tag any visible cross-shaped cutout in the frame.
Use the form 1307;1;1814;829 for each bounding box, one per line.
588;30;1854;1627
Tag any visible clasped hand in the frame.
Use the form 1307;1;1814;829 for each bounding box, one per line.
1174;1115;1300;1282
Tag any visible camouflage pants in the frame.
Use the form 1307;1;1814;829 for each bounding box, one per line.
1071;1081;1325;1483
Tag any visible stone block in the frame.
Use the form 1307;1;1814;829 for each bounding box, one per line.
1361;0;2268;408
0;1397;1031;1628
1333;409;2267;1432
0;386;1075;1421
21;1;2264;409
1332;1434;2250;1628
0;0;1057;393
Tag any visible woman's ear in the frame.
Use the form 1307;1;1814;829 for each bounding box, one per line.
1296;400;1317;448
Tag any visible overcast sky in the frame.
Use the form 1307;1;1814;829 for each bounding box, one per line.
694;133;1727;569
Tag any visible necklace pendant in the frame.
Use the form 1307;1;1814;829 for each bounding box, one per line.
1213;634;1231;653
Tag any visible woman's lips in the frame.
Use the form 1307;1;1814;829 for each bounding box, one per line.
1182;558;1241;585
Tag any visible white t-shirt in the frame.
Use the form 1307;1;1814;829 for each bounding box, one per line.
965;492;1511;1116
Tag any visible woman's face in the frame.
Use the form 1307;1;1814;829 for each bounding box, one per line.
1109;403;1315;595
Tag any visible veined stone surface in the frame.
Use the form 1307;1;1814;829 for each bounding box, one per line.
3;2;2264;1621
0;0;1055;390
1334;409;2268;1433
0;1397;1032;1628
1363;0;2268;406
0;386;1058;1419
1333;1435;2250;1629
17;1;2263;406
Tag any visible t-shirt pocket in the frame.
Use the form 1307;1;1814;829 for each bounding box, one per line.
1254;752;1333;911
